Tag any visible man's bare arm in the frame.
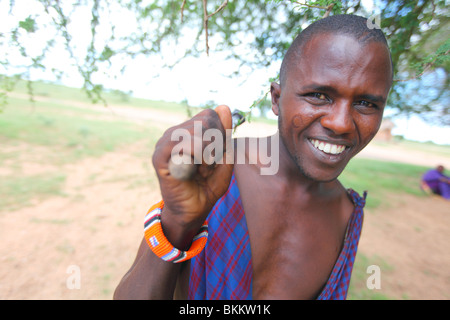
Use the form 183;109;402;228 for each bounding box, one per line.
114;106;233;299
113;237;182;299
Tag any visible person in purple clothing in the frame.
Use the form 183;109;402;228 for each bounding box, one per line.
421;165;450;200
114;14;393;300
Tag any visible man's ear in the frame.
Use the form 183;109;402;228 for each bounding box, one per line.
270;82;281;116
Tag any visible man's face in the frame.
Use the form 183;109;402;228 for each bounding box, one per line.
272;33;393;182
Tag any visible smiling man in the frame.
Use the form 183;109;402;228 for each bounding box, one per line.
114;14;393;300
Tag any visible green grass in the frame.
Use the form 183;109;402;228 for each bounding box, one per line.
0;81;164;212
0;174;66;212
339;158;429;208
374;139;450;157
0;97;152;164
340;159;434;299
4;78;189;114
347;252;395;300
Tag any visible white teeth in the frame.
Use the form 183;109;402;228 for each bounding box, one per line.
310;139;346;155
330;144;337;154
314;140;320;148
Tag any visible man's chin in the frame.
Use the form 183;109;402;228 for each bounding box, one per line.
301;152;351;181
294;161;346;184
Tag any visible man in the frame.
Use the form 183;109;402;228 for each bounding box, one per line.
421;165;450;200
114;14;393;300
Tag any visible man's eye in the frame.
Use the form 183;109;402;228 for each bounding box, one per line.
306;92;328;100
354;100;380;114
357;100;377;108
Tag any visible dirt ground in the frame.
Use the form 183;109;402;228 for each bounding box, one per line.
0;103;449;300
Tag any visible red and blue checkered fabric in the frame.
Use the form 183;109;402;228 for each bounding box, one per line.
316;188;366;300
188;174;252;299
188;174;365;300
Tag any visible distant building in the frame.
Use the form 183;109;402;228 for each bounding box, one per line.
375;118;395;141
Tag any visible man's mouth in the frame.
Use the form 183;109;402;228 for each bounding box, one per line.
309;138;347;155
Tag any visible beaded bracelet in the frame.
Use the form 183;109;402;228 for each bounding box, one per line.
144;200;208;263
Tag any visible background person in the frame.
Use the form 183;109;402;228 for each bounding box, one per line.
421;165;450;200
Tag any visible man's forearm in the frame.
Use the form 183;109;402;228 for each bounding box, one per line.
113;237;182;300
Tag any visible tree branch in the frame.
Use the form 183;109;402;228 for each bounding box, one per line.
429;0;436;21
207;0;229;19
394;49;449;82
293;1;335;18
322;3;334;18
180;0;186;22
293;1;329;9
394;63;433;82
201;0;229;56
202;0;209;55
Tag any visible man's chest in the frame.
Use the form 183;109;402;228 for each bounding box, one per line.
244;202;348;299
235;177;351;299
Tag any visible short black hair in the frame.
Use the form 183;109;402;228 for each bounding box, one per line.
279;14;392;85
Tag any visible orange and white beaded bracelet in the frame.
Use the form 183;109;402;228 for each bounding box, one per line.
144;200;208;263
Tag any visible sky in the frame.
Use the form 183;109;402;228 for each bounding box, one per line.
2;0;449;145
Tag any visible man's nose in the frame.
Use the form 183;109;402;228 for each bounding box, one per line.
319;103;355;135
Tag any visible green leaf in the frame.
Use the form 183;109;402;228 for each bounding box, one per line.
99;46;114;61
436;39;450;55
19;17;36;33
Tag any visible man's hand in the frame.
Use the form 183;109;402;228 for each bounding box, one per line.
151;105;234;249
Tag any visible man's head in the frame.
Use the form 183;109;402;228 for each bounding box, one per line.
271;14;393;182
279;14;393;87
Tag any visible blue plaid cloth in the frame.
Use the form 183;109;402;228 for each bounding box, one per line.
188;174;365;300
